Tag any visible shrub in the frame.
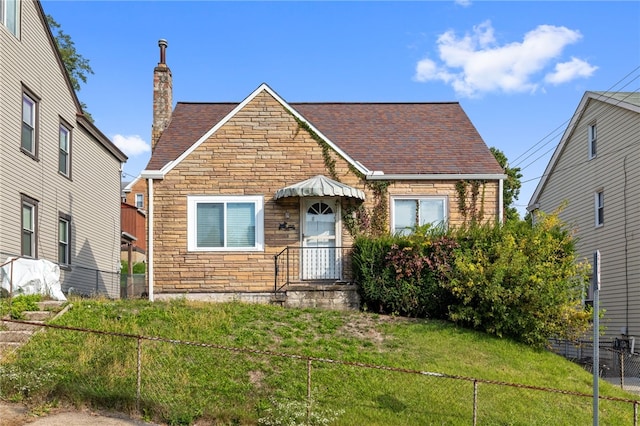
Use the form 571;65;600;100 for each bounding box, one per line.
353;213;592;347
443;213;591;347
120;261;146;275
353;227;456;318
0;294;42;319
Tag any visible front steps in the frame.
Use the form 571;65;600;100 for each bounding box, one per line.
0;300;66;359
273;282;361;311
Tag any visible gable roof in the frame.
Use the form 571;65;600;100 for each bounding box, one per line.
143;83;504;178
528;91;640;211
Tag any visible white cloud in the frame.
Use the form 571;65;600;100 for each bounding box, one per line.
454;0;472;7
112;134;150;157
414;21;595;97
545;57;598;84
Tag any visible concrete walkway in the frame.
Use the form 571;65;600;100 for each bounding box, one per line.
604;376;640;395
0;402;159;426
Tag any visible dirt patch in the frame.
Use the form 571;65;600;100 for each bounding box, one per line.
337;313;412;350
0;401;28;426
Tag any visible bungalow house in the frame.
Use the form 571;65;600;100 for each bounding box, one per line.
0;0;127;297
141;40;506;309
528;91;640;345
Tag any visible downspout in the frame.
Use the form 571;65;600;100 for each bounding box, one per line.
147;178;154;301
498;178;504;223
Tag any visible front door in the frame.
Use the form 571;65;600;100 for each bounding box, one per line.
302;199;341;280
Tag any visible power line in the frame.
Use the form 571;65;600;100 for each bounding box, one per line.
511;65;640;171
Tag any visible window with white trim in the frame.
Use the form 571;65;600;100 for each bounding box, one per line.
58;214;71;265
21;195;38;257
595;190;604;227
0;0;20;36
187;195;264;251
135;193;144;209
588;123;597;159
21;91;37;156
392;197;447;235
59;121;71;176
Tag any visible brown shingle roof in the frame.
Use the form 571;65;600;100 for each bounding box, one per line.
146;97;503;176
147;103;236;170
293;102;503;175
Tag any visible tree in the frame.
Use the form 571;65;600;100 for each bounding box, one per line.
47;15;93;119
490;147;523;222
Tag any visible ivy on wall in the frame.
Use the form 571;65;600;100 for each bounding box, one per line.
292;116;391;237
293;117;338;181
456;179;487;224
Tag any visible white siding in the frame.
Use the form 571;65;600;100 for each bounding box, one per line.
0;0;125;297
536;97;640;340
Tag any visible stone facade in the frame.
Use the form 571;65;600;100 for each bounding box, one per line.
150;90;501;300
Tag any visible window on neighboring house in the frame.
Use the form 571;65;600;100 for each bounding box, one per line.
135;193;144;209
595;190;604;227
21;90;38;157
21;195;38;257
187;195;264;251
588;123;597;159
0;0;20;36
59;121;72;177
392;197;447;235
58;214;71;265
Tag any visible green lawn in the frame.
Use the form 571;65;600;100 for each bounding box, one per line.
0;297;637;425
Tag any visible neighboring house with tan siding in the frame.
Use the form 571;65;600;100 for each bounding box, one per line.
141;41;506;308
0;0;127;297
528;91;640;344
123;176;147;212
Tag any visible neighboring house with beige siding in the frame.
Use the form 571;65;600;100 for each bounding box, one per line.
0;0;127;297
528;91;640;344
141;41;506;308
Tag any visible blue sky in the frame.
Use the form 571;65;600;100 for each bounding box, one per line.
42;1;640;216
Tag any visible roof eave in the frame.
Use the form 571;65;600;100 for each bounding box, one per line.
366;173;507;180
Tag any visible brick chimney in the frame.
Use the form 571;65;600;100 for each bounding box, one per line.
151;39;172;151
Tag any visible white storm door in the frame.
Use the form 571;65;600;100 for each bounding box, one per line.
302;199;340;280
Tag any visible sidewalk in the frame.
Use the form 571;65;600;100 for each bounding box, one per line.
0;401;159;426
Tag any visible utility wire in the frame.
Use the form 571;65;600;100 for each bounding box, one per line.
511;65;640;171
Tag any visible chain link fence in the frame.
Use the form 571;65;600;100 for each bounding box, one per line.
1;320;639;425
551;338;640;394
120;273;147;299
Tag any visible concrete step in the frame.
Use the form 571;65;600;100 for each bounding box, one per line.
22;311;53;321
37;300;65;311
0;342;21;354
0;300;69;360
1;320;44;331
0;330;33;343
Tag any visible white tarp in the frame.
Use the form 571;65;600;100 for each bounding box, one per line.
1;257;67;301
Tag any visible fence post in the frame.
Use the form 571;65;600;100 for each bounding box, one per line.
137;337;142;413
473;380;478;426
635;400;638;426
307;358;312;425
621;351;625;389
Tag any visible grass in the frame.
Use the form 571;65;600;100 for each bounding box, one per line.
0;296;638;425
